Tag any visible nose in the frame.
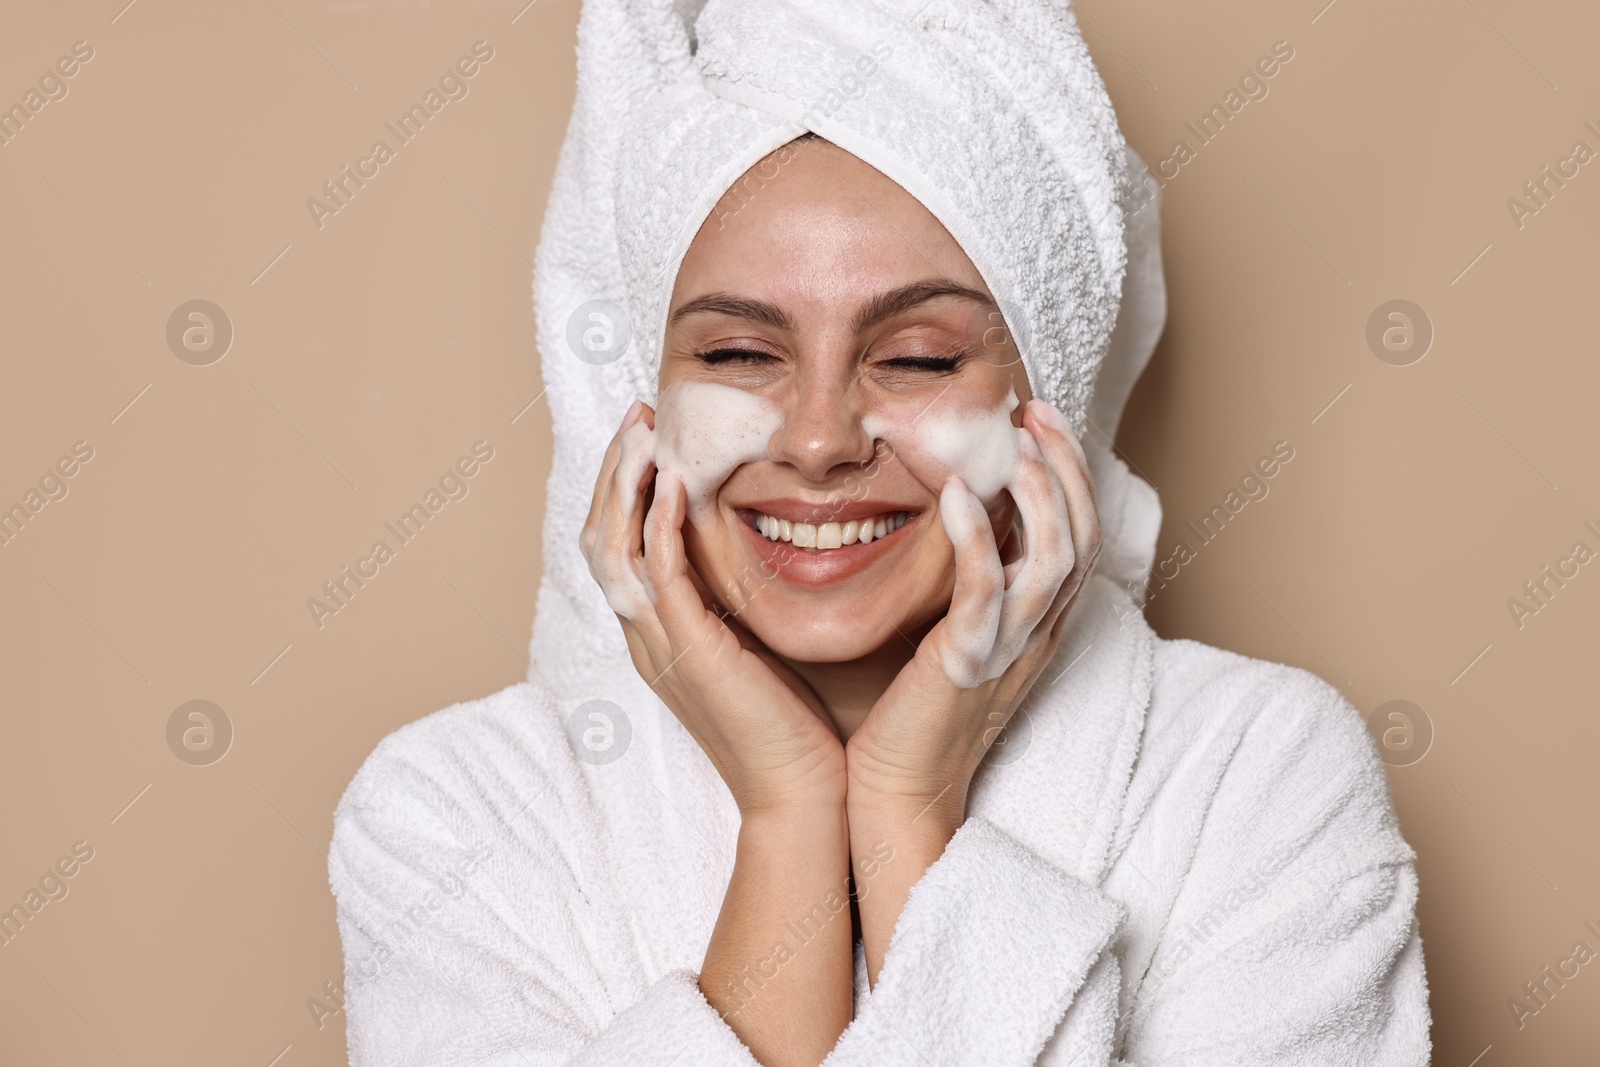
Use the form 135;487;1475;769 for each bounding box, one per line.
766;371;875;483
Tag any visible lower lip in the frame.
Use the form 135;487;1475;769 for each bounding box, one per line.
735;511;918;587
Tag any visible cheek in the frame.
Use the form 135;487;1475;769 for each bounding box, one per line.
654;381;780;518
891;532;962;631
863;388;1022;505
681;513;726;579
683;509;777;613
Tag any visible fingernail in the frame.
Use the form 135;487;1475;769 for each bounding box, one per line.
623;399;643;426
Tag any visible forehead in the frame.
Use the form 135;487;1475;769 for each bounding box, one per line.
671;140;993;316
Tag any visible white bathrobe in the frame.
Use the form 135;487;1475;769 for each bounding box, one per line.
328;1;1431;1062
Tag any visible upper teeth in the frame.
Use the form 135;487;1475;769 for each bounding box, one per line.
754;511;908;549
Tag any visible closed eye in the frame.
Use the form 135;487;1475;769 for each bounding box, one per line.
694;348;776;365
883;354;964;372
880;340;978;373
694;347;969;372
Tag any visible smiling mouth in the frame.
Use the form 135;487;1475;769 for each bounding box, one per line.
745;510;911;551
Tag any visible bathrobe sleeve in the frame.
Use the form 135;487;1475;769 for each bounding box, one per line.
327;723;764;1067
823;816;1125;1066
826;663;1430;1067
1106;665;1432;1066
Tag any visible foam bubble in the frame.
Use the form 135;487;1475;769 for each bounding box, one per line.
864;388;1021;505
653;382;781;518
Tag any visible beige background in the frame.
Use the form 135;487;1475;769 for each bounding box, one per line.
1;0;1595;1063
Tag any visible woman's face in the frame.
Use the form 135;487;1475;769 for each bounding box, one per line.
658;137;1033;664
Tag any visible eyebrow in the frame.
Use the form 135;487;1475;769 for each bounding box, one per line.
668;279;997;335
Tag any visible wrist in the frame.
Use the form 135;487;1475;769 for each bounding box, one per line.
846;778;966;848
738;784;848;838
845;780;964;990
845;750;969;829
730;749;849;824
845;728;975;809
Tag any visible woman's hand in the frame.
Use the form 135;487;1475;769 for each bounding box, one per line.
843;399;1101;984
582;400;856;1064
580;399;848;815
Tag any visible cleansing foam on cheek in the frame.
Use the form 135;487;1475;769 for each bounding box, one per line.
653;381;781;518
863;388;1023;505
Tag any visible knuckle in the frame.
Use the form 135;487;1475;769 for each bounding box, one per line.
1047;522;1074;557
1031;524;1073;573
969;570;1002;602
945;645;986;682
1080;524;1103;562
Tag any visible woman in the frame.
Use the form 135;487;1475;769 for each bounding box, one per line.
329;2;1430;1065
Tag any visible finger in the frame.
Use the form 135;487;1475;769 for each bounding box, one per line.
1023;399;1102;590
603;420;657;560
933;475;1004;688
1023;398;1094;498
582;400;646;564
998;429;1073;650
585;398;640;550
641;471;720;651
591;421;657;624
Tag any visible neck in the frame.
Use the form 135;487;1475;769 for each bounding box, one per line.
779;621;932;742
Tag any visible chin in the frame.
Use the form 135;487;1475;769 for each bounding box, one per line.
734;600;917;664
